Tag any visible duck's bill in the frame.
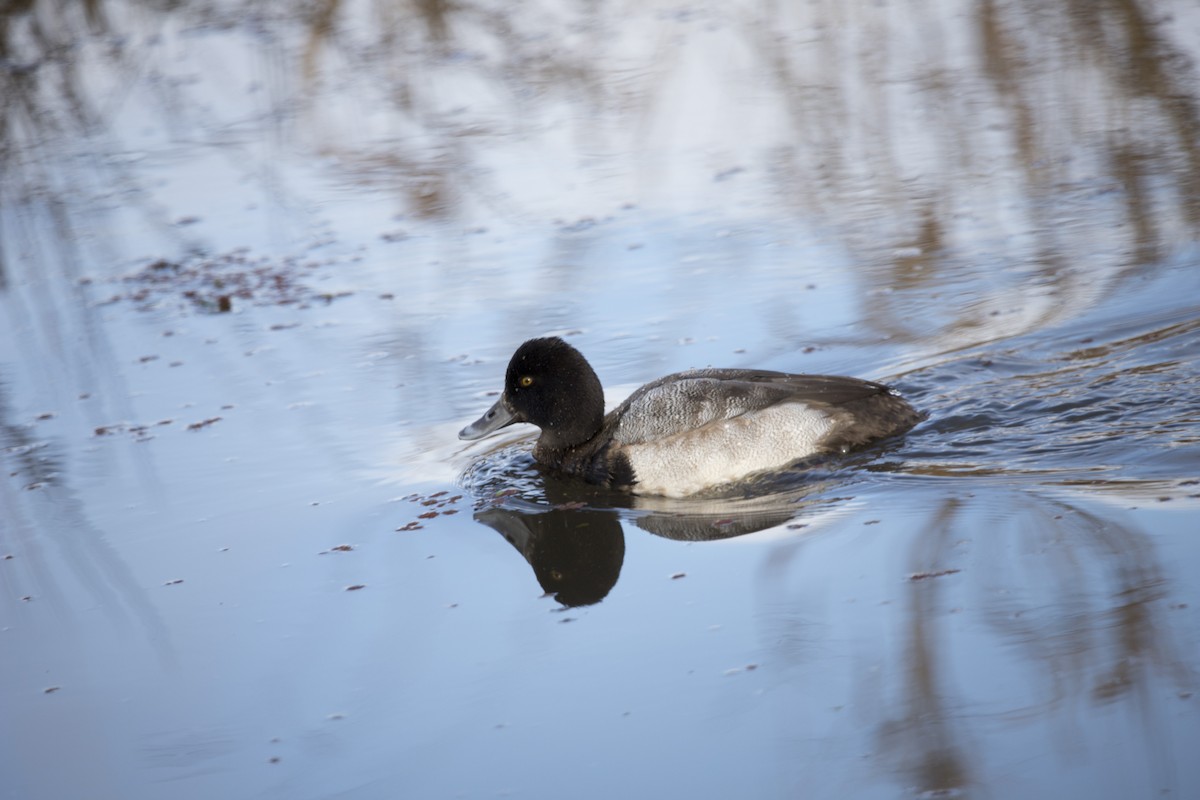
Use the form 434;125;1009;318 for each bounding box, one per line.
458;396;519;440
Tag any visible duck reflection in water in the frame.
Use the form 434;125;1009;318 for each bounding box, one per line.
474;499;625;607
471;467;837;607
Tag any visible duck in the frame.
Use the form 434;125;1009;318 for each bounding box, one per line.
459;337;923;497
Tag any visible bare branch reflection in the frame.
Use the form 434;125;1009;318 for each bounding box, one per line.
758;485;1195;796
875;498;972;797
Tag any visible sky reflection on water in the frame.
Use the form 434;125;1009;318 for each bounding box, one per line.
2;1;1200;799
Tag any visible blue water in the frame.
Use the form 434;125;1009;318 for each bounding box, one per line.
2;2;1199;799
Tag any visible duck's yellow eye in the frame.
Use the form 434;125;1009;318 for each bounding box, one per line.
519;375;534;388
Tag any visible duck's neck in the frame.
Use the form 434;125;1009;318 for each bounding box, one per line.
533;418;611;482
537;407;604;452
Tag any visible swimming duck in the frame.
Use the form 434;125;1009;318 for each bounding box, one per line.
459;337;922;497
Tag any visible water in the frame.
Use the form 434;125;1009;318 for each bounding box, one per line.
2;1;1199;798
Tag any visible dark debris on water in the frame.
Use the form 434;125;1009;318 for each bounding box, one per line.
908;569;962;581
98;250;352;314
93;418;176;441
395;491;464;531
92;415;222;440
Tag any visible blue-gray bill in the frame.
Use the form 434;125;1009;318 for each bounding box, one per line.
459;396;518;440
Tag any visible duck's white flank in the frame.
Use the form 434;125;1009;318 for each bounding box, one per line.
621;402;833;497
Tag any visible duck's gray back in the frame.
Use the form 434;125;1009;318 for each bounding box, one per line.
610;369;889;445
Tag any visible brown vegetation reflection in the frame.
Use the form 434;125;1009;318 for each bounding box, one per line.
875;498;973;798
4;1;1199;277
761;489;1196;796
980;497;1192;706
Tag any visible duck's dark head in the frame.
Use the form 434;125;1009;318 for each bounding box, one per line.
458;337;605;450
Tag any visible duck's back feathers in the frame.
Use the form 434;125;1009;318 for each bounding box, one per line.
610;369;905;445
600;369;919;496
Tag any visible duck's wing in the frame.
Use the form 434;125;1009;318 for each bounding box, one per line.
688;369;897;403
609;369;895;446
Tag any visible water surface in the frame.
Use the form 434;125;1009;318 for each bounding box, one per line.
2;1;1199;798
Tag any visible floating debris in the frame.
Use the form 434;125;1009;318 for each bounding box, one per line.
92;420;167;441
559;217;598;233
396;491;464;531
907;569;961;581
724;664;759;676
113;250;352;314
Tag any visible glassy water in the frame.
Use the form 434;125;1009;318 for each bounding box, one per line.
2;2;1198;798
